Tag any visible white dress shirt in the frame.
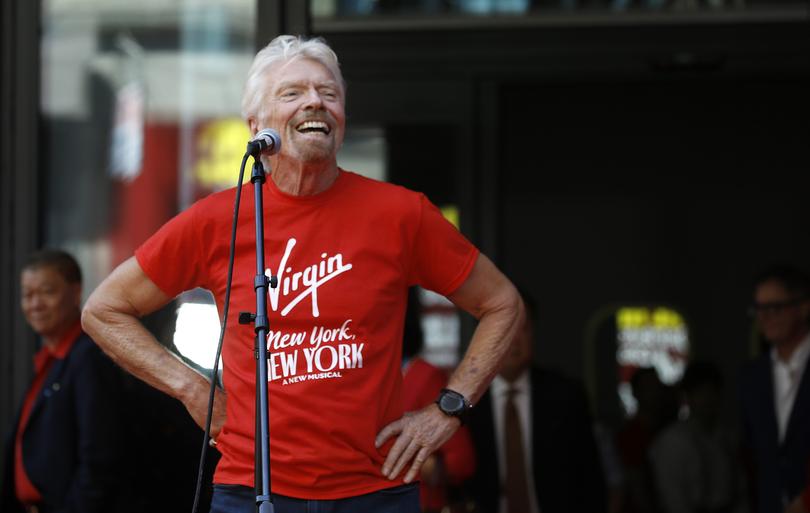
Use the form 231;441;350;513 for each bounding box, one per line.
771;331;810;443
490;371;541;513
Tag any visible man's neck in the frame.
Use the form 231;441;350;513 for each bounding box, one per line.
41;316;80;351
42;336;61;350
774;328;810;362
268;157;339;197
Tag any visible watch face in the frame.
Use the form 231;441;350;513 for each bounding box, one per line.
440;393;465;415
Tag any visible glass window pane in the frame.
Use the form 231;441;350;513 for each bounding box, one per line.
41;0;256;369
311;0;808;25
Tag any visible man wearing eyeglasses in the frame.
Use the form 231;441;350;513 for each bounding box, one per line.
740;265;810;513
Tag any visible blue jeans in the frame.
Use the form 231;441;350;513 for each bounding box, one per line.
210;483;421;513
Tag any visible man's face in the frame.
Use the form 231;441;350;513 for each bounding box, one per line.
21;266;81;340
499;316;533;381
753;279;810;346
251;57;345;165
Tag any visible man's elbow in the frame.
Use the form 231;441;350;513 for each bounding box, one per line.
81;293;133;366
499;281;524;326
81;287;120;347
81;294;104;340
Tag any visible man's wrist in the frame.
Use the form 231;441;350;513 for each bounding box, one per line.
435;388;472;423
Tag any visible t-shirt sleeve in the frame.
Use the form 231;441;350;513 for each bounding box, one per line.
134;201;209;298
407;194;479;296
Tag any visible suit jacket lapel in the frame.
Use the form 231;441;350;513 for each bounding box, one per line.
529;370;541;469
26;356;69;427
477;389;498;470
783;361;810;446
757;357;781;451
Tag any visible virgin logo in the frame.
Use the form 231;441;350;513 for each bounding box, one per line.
266;238;353;317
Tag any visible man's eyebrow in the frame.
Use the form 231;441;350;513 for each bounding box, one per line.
274;79;341;92
274;80;300;91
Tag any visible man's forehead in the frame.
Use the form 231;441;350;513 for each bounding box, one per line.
756;279;791;299
267;58;342;89
22;265;66;282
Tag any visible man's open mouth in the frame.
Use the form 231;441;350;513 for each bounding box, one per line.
296;120;331;135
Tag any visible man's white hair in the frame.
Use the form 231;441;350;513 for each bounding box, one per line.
241;35;344;121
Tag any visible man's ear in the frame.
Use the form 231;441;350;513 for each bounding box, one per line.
247;118;258;136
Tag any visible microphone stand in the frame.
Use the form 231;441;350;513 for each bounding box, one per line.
238;158;276;513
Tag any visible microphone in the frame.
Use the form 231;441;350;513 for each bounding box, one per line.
246;129;281;157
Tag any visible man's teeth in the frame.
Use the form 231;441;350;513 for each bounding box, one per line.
296;121;329;133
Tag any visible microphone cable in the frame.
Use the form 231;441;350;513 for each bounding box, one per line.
190;152;251;513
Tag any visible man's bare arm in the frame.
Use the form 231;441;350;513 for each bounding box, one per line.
81;256;226;435
444;253;524;404
376;253;523;482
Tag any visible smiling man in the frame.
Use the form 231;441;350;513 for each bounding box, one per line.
82;35;523;513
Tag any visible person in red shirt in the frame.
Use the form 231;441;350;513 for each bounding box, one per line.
82;35;523;513
1;250;125;513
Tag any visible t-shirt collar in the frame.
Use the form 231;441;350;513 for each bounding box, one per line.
266;167;345;203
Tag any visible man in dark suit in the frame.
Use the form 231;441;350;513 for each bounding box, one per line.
740;265;810;513
1;250;125;513
466;292;606;513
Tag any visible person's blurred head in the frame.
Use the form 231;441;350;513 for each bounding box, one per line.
630;367;663;415
499;287;534;382
679;360;723;428
751;265;810;348
20;249;83;345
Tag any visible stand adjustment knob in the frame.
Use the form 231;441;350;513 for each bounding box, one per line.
238;312;256;325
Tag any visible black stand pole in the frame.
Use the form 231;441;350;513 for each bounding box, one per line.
239;159;276;513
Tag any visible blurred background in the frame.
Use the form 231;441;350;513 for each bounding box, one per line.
1;0;809;510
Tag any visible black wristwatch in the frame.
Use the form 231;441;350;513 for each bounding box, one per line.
435;388;472;423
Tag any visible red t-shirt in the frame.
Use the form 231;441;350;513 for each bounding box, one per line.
135;170;479;499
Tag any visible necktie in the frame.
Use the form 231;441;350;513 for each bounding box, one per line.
504;386;531;513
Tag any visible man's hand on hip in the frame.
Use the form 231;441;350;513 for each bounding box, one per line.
184;384;227;441
375;404;461;483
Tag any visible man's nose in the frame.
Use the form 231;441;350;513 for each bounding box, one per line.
27;295;44;308
302;87;324;109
